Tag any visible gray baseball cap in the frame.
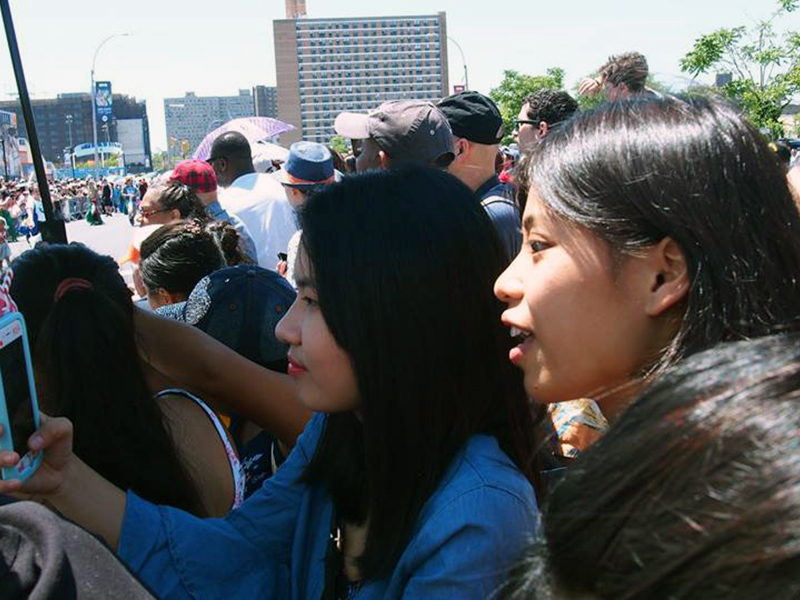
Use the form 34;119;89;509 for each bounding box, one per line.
334;100;455;164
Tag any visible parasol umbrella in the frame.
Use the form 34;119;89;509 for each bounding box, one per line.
192;117;295;161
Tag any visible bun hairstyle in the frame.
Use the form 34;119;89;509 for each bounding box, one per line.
502;334;800;600
139;219;225;297
204;220;253;266
527;95;800;374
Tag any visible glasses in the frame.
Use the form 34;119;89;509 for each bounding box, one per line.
514;119;564;131
206;156;223;165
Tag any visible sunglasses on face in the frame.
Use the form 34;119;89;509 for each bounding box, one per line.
140;207;170;219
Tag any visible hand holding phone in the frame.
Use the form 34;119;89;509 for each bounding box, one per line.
0;313;43;481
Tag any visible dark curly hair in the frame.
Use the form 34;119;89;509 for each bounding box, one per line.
522;89;578;127
599;51;649;92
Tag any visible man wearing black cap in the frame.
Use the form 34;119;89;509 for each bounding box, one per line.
437;91;521;260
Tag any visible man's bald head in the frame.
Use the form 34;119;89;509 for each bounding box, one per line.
208;131;254;187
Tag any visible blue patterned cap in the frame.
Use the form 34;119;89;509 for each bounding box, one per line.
156;265;296;366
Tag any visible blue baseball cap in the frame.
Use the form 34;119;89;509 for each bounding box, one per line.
280;141;336;190
156;265;296;366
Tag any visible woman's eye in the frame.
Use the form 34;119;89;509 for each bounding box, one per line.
529;240;550;254
302;296;318;307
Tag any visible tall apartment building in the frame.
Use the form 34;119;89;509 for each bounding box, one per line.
164;89;258;153
253;85;279;118
274;12;449;144
0;93;151;169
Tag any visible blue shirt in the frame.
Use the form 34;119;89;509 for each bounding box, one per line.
118;414;539;599
476;176;521;262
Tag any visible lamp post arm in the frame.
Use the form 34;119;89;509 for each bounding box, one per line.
447;36;469;91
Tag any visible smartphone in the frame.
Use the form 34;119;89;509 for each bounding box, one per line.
0;312;42;481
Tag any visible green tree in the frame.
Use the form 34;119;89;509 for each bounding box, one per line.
490;68;565;144
152;150;169;172
328;134;350;156
680;0;800;137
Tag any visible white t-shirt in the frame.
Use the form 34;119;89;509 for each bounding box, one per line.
218;173;298;269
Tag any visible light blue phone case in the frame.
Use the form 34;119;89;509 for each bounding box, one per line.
0;312;43;481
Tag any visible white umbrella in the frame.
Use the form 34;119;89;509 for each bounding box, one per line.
192;117;295;161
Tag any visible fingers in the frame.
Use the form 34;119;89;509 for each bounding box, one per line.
29;416;72;452
277;260;288;276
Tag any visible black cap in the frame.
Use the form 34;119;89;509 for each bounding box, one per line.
437;91;505;145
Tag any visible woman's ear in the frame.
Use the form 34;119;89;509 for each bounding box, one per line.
378;150;391;169
645;237;689;317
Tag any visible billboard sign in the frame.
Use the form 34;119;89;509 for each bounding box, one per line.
95;81;113;124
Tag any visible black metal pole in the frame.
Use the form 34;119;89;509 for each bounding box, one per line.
0;0;66;242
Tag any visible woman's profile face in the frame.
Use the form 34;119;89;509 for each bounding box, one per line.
494;190;659;406
276;247;359;413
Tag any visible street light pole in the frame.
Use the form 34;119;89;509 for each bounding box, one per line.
447;36;469;91
91;33;129;178
65;114;73;148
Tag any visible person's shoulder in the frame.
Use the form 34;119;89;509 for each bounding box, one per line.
253;173;289;200
423;435;537;523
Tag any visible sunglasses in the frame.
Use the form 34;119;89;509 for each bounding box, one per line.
140;207;170;219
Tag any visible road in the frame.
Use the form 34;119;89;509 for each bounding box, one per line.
9;214;137;287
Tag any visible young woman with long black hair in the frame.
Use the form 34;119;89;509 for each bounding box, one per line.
496;94;800;420
0;167;540;599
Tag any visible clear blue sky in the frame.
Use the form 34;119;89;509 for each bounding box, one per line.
0;0;795;150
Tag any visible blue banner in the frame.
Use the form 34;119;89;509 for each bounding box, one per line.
95;81;113;124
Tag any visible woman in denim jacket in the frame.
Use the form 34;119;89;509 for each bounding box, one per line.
0;167;541;599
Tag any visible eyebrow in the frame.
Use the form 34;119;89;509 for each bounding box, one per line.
522;214;535;233
294;277;316;290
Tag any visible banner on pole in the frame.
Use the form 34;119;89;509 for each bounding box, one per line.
95;81;113;124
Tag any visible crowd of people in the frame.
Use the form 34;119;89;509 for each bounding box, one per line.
0;50;799;599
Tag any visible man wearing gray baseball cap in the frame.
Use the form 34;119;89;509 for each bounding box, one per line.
334;100;455;173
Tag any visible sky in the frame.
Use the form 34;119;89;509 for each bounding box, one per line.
0;0;796;151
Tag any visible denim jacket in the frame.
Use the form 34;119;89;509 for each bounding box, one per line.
118;414;539;599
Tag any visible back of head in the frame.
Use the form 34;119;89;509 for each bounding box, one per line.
504;334;800;599
140;220;226;298
334;100;455;168
437;91;505;145
209;131;252;167
528;94;800;370
522;89;578;127
204;220;252;266
599;51;649;92
9;244;200;511
299;166;538;577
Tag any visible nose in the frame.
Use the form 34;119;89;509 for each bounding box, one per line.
275;298;301;346
494;253;524;305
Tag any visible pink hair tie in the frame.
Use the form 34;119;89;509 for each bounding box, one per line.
54;278;93;302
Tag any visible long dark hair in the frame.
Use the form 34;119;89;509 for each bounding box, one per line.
503;334;800;599
299;167;540;579
528;95;800;371
10;243;202;513
140;219;225;297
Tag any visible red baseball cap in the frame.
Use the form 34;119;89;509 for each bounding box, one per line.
170;159;217;194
